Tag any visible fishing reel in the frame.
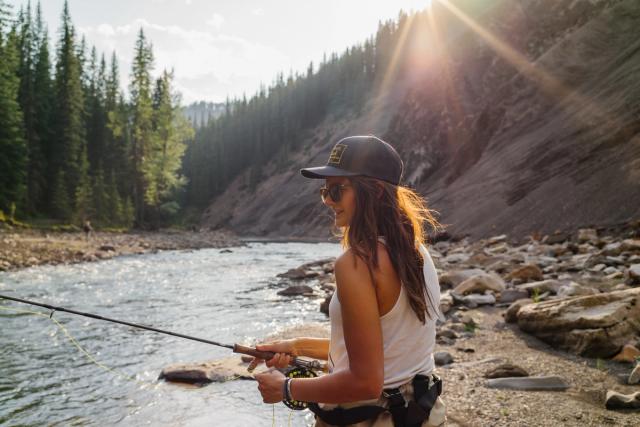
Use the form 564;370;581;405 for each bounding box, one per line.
283;366;317;410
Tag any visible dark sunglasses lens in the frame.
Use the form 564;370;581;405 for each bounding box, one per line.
319;186;342;202
329;186;342;202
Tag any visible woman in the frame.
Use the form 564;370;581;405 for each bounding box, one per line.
254;135;446;427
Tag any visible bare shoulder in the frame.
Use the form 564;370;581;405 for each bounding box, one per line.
334;243;395;278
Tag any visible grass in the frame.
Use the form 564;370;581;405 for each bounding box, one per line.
532;288;541;303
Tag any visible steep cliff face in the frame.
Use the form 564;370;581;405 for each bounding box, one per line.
202;0;640;239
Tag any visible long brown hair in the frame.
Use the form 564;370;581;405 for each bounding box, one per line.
339;177;441;323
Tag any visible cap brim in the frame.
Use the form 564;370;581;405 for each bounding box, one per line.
300;165;360;179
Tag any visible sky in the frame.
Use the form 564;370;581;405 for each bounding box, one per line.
8;0;430;104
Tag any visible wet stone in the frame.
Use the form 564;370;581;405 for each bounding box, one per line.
605;391;640;410
486;376;569;391
484;363;529;379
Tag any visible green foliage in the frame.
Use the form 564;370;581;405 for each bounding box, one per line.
51;170;71;219
532;288;541;303
0;17;27;214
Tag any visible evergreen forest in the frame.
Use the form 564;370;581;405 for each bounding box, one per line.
0;0;425;228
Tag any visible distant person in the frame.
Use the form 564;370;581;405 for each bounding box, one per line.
83;220;93;241
253;136;446;426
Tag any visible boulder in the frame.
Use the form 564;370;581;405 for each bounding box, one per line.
486;376;569;391
516;288;640;358
453;273;506;295
277;267;308;280
159;357;253;383
439;269;485;289
277;285;314;296
484;363;529;379
504;299;533;323
605;391;640;410
611;344;640;363
506;264;544;283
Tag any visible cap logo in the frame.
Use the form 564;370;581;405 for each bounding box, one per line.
328;143;347;165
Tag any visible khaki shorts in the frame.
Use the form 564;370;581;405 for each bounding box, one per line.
313;380;446;427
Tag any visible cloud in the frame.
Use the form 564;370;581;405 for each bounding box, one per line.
251;8;263;16
78;19;290;103
206;13;224;30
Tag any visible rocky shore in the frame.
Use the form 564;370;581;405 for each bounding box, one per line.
161;225;640;426
0;228;241;271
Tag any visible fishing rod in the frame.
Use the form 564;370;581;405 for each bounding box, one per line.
0;294;323;374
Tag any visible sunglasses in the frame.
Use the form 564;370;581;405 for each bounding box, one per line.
319;184;351;203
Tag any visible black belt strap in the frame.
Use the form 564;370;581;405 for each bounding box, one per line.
307;374;442;427
308;402;385;426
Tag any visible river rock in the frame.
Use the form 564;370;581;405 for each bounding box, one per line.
611;344;640;363
517;288;640;358
629;364;640;384
578;228;598;244
556;282;598;298
444;253;470;264
320;293;332;315
434;351;454;366
439;269;485;289
486;234;507;245
484;363;529;379
277;267;307;280
278;285;314;296
440;290;453;314
486;376;569;391
453;273;505;295
498;289;529;304
605;391;640;410
627;264;640;285
461;293;496;307
99;244;116;252
159;357;253;383
504;299;533;323
621;239;640;252
506;264;544;283
544;232;570;245
517;279;563;296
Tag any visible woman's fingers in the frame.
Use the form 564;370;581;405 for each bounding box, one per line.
263;352;292;369
247;357;263;372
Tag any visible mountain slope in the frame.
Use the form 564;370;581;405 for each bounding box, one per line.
202;0;640;240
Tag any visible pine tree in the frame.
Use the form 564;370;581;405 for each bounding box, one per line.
31;1;52;213
145;69;191;210
74;146;93;223
0;4;27;214
129;28;154;224
52;0;85;219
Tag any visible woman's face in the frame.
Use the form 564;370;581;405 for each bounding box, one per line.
323;177;356;228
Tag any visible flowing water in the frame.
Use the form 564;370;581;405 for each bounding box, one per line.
0;242;341;426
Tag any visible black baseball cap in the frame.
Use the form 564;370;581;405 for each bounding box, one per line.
300;135;404;185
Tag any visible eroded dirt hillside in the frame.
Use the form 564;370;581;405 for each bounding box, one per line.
202;0;640;240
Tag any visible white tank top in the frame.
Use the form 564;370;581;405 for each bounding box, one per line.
328;238;444;389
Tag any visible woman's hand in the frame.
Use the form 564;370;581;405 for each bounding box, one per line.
247;339;297;371
254;369;287;403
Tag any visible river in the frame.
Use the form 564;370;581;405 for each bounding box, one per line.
0;242;341;426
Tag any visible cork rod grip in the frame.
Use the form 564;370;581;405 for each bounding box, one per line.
232;344;277;361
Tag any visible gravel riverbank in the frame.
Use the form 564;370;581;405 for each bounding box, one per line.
0;229;241;271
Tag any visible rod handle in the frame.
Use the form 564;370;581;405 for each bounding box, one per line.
233;344;277;361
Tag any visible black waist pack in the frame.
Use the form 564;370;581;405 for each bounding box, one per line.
308;374;442;427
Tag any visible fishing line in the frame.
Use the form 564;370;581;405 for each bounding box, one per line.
0;305;155;388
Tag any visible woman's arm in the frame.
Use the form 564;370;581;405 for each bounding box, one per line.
256;251;384;404
255;337;329;361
